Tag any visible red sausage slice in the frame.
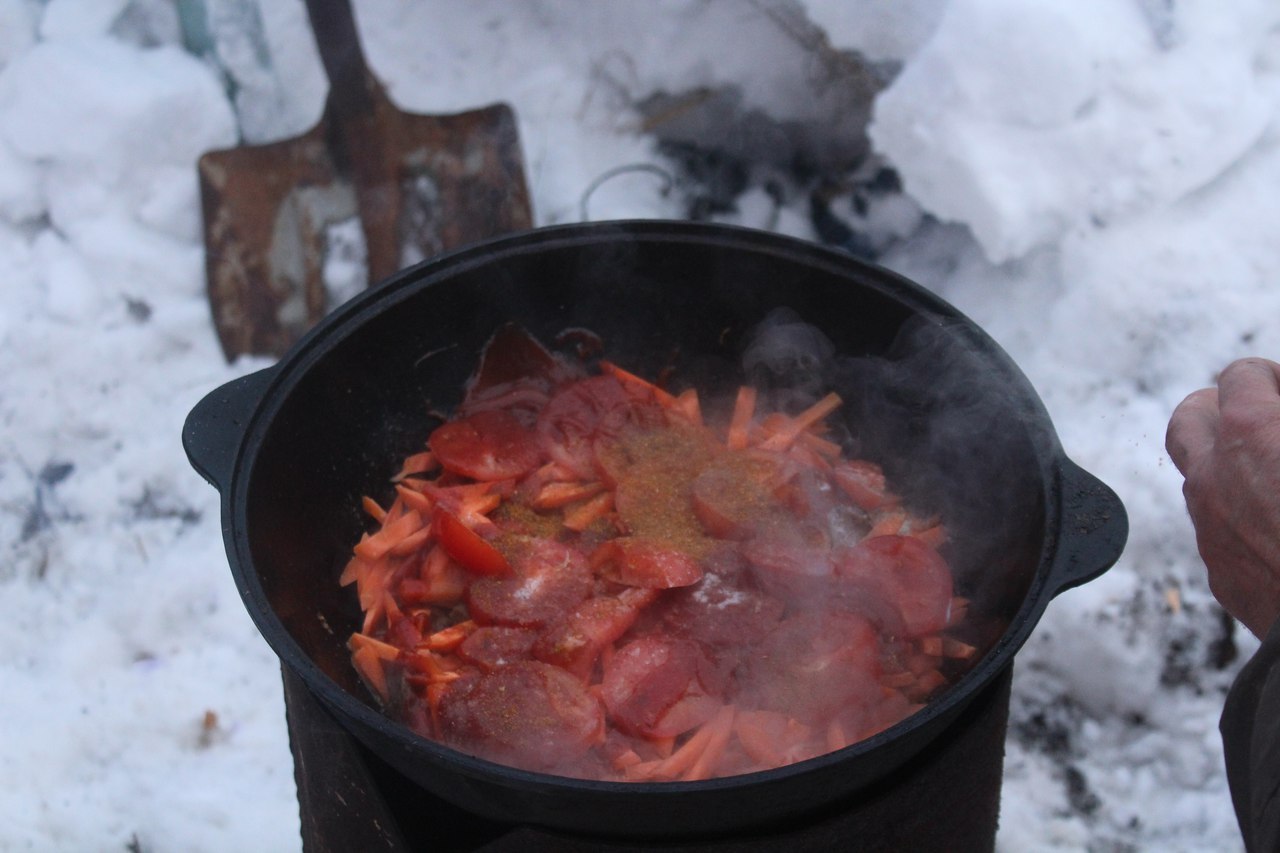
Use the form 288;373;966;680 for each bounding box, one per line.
532;587;657;680
456;626;538;672
601;635;720;738
436;661;604;772
740;610;882;724
466;539;593;628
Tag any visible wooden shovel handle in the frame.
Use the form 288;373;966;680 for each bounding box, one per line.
304;0;381;120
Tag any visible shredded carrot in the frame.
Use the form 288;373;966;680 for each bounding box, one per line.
906;669;948;701
533;480;605;510
349;632;402;661
825;718;850;753
395;484;435;514
354;509;424;561
339;553;368;586
673;388;703;426
867;511;907;538
917;635;945;658
798;430;842;459
947;596;970;627
361;496;388;524
942;638;978;660
389;524;433;557
599;360;679;407
879;671;917;689
424;620;476;652
563;491;614;532
612;749;644;770
392;450;438;482
910;523;949;549
756;392;842;452
726;385;757;450
350;644;390;704
684;706;736;781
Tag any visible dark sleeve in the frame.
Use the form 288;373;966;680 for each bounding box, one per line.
1221;617;1280;852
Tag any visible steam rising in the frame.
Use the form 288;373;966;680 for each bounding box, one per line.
740;309;1055;617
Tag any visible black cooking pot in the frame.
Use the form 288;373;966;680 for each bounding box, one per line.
183;221;1126;838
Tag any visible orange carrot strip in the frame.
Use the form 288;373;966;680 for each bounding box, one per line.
879;671;917;689
563;491;614;532
727;386;757;450
396;484;435;514
649;734;675;759
674;388;703;426
392;450;437;482
910;523;949;549
339;553;369;586
350;645;389;704
612;749;644;770
361;496;388;524
757;392;842;452
867;511;907;538
947;597;970;627
388;524;433;557
599;360;678;407
424;620;477;652
354;509;424;560
420;545;468;605
533;480;605;510
349;632;401;661
906;669;948;701
684;706;736;781
798;431;842;459
942;638;978;660
825;718;850;753
917;635;944;658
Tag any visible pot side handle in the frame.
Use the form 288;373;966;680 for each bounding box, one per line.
182;367;275;492
1045;457;1130;598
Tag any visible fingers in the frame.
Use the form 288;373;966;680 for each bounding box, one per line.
1166;387;1218;476
1216;357;1280;410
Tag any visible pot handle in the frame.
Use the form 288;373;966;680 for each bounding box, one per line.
1045;456;1129;598
183;367;276;492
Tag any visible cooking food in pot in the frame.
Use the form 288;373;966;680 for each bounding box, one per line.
340;325;979;781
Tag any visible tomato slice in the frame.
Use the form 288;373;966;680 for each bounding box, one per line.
834;535;953;637
537;376;664;478
466;539;593;628
591;539;703;589
429;409;543;481
436;661;604;772
434;510;511;577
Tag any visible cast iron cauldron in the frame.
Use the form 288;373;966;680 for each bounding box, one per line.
183;221;1127;838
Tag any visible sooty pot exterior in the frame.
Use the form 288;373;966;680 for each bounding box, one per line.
184;221;1127;836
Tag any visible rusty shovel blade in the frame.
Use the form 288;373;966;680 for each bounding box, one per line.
198;1;533;362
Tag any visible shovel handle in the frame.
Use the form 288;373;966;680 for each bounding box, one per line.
304;0;377;119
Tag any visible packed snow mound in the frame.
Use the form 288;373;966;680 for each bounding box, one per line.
869;0;1280;263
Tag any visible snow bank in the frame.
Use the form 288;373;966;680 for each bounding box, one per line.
870;0;1280;263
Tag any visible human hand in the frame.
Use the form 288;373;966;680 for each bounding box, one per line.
1167;358;1280;638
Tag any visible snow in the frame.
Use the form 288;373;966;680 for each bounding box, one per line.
2;0;1276;850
